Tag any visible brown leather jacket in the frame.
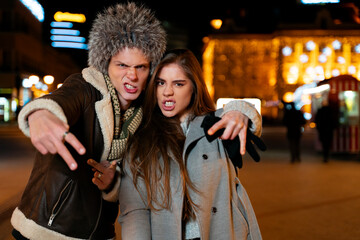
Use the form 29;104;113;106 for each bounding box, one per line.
12;68;120;239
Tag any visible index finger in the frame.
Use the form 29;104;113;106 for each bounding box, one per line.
87;159;108;173
239;128;247;155
65;132;86;155
55;142;78;170
207;118;226;136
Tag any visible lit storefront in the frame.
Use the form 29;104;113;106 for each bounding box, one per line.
311;75;360;153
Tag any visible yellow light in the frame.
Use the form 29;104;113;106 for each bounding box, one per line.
210;19;222;30
54;11;86;23
283;92;294;103
57;83;63;88
202;37;210;43
309;122;316;128
203;40;215;99
44;75;54;85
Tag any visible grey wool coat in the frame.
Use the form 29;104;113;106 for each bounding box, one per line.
118;109;262;240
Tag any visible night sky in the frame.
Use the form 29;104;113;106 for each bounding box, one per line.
35;0;360;67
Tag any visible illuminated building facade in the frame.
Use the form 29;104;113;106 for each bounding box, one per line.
0;0;80;122
203;29;360;122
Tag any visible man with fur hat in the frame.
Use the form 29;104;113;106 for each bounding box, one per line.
11;2;261;239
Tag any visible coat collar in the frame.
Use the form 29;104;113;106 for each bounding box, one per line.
82;67;113;161
183;114;206;159
182;109;224;159
82;67;108;96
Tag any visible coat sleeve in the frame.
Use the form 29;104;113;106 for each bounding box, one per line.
18;74;91;137
118;165;151;240
221;100;262;136
101;164;122;202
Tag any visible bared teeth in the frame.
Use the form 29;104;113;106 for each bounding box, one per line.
125;84;135;89
165;101;174;106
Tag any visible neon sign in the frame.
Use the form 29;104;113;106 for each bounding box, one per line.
300;0;340;4
54;12;86;23
19;0;44;22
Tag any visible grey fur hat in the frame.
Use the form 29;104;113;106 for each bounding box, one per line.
88;2;167;74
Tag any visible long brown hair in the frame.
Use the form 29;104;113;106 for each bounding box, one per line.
127;49;216;219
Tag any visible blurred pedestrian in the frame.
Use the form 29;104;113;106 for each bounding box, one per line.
315;99;337;163
283;102;306;163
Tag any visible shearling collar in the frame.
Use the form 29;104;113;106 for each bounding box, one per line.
82;67;108;96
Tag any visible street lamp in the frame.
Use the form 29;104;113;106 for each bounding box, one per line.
210;19;222;30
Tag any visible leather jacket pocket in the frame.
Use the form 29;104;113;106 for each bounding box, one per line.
48;179;74;226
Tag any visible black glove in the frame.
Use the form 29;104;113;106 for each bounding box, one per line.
201;112;266;169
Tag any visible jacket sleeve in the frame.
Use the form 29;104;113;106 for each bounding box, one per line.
101;163;122;202
221;100;262;136
118;164;151;240
18;74;91;137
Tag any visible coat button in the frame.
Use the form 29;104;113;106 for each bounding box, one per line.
212;207;217;214
202;154;208;160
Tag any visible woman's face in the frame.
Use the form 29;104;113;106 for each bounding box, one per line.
156;63;193;122
108;47;150;110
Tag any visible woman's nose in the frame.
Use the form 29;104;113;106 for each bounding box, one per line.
163;85;173;96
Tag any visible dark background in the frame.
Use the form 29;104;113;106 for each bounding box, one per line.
36;0;360;68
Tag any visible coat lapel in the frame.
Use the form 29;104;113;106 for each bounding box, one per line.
182;115;206;160
82;67;114;161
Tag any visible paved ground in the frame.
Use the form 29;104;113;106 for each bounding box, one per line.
0;124;359;239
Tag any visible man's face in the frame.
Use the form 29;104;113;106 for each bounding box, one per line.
108;47;150;110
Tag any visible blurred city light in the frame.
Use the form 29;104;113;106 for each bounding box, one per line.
43;75;54;85
210;19;222;30
22;78;32;88
20;0;44;22
282;46;292;56
332;40;341;50
283;92;294;103
50;21;73;28
54;11;86;23
301;0;339;3
305;41;316;51
28;75;39;85
50;35;86;43
51;29;80;36
51;42;88;49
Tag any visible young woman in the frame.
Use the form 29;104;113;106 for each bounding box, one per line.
117;49;262;239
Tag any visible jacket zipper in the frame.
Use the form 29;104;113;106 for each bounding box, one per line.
48;180;73;226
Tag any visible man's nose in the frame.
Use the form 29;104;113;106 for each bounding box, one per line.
126;67;138;80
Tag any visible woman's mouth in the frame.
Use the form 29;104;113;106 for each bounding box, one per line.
162;100;175;110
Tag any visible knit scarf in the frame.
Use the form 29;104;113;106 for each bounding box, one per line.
104;75;143;160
